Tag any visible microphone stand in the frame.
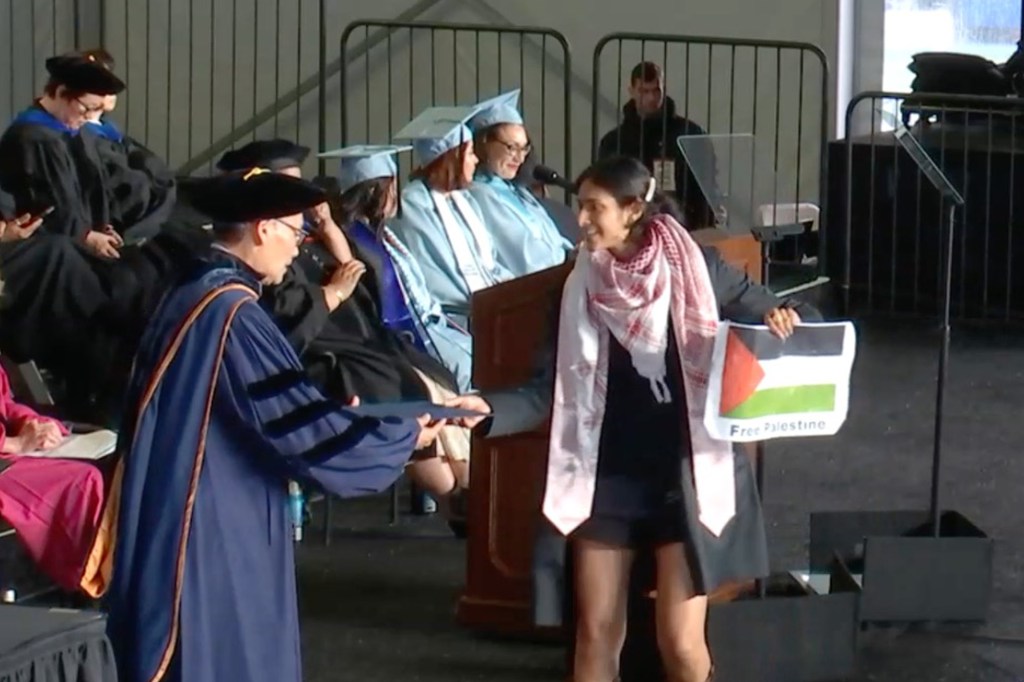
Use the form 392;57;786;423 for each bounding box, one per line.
929;201;957;538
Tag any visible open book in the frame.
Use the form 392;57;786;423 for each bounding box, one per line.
21;429;118;461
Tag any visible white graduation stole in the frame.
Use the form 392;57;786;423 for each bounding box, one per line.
430;189;498;293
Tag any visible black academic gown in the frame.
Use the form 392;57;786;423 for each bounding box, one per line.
94;133;177;239
0;215;211;424
0;120;116;412
0;108;180;418
0;110;111;240
480;245;822;627
263;236;458;403
0;235;114;379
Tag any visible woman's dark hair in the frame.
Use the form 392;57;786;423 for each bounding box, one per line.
574;155;685;228
332;177;396;234
411;145;471;192
42;80;83;99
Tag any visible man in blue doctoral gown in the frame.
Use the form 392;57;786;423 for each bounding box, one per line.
105;168;444;682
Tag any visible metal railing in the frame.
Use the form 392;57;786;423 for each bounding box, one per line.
321;19;572;181
0;0;95;124
96;0;334;175
834;91;1024;322
592;33;830;284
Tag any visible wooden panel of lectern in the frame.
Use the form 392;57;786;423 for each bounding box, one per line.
457;229;762;636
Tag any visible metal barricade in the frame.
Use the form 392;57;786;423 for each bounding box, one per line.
320;19;572;182
591;33;829;287
97;0;336;176
836;91;1024;323
0;0;93;125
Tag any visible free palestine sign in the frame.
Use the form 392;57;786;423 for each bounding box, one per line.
704;321;857;442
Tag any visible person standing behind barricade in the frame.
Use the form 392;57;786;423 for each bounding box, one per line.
467;90;573;277
598;60;723;231
447;156;819;682
389;105;516;329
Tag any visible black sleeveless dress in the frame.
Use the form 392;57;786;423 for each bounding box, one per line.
573;327;692;548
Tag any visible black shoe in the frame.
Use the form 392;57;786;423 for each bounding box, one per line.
447;519;468;538
445;488;468;538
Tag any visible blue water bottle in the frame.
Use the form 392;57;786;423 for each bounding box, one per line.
288;481;304;542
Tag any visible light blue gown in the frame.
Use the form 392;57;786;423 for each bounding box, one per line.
468;171;573;277
388;179;514;326
380;225;475;392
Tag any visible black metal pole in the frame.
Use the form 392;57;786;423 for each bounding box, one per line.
1020;0;1024;48
755;238;770;599
929;202;956;539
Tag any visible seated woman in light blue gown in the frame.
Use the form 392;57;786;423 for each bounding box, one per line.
389;106;515;329
318;144;475;393
467;90;573;277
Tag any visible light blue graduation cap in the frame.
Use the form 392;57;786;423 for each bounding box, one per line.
468;89;523;131
317;144;413;193
393;105;483;168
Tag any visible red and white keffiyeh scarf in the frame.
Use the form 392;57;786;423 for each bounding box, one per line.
542;214;737;537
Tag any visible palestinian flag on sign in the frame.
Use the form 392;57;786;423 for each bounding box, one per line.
718;324;849;419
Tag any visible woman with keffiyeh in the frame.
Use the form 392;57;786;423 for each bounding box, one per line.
448;156;820;682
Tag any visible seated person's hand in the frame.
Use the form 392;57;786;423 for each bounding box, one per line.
324;260;366;305
0;213;44;242
5;419;65;453
444;394;492;429
763;306;800;339
85;227;123;259
308;202;335;234
414;414;445;450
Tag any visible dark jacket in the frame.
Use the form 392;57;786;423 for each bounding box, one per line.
598;97;721;229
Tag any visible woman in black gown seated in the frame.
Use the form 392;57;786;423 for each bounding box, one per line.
260;151;471;530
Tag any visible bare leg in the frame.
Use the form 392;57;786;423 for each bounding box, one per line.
573;538;634;682
405;458;457;501
405;456;473;523
654;543;712;682
448;458;470;490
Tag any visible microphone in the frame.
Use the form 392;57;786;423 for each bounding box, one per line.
532;164;576;194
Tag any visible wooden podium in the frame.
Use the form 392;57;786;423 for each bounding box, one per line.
456;229;762;636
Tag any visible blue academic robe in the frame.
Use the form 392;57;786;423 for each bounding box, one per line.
388;179;514;324
105;253;419;682
468;171;572;277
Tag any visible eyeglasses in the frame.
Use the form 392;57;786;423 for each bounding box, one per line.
74;98;106;116
272;219;307;245
493;140;532;157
